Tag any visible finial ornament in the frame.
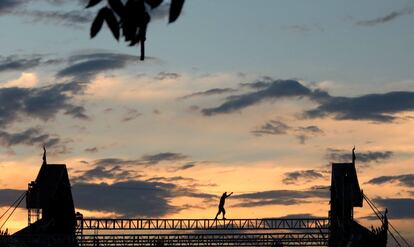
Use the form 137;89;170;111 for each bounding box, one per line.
42;145;47;165
352;145;356;165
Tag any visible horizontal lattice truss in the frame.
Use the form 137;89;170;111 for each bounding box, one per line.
78;218;330;231
76;233;329;247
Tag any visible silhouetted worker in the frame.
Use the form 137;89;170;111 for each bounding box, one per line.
215;192;233;220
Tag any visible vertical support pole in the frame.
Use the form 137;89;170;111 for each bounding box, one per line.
28;209;31;226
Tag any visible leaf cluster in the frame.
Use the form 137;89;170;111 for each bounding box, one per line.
87;0;185;60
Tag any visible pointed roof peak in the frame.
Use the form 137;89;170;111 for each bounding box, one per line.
42;145;47;166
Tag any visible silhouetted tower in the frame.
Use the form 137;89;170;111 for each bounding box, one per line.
329;147;363;246
17;147;77;242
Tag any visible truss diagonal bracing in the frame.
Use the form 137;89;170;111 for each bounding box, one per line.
78;218;330;230
75;218;330;246
77;233;329;246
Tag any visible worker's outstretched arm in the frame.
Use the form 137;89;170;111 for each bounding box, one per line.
227;192;233;198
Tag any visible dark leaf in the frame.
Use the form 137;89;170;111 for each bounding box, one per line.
108;0;125;17
103;8;120;40
123;23;136;42
129;38;140;46
122;0;144;42
90;7;107;38
138;16;149;41
86;0;104;8
145;0;163;9
169;0;184;23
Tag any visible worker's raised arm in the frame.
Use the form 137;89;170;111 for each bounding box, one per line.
227;192;233;198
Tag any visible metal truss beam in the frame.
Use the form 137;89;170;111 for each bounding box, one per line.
76;233;329;246
78;218;330;231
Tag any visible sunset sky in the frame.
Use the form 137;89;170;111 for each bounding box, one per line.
0;0;413;245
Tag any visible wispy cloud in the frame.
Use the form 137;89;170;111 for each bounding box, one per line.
175;162;197;171
233;188;329;207
326;148;393;164
153;72;181;80
282;24;324;33
252;120;324;144
304;91;414;122
73;165;136;183
202;80;312;116
355;7;414;27
179;88;238;100
366;174;414;187
0;55;42;73
121;108;142;122
57;52;139;80
0;128;59;147
0;0;25;15
0;81;87;128
141;152;189;165
84;146;98;153
282;170;324;185
14;10;93;27
92;152;189;167
294;126;324;144
251;120;290;136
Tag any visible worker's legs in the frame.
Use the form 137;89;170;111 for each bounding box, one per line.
222;207;226;219
215;206;225;220
214;208;221;220
214;210;221;220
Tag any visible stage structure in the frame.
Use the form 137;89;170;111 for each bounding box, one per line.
0;148;402;246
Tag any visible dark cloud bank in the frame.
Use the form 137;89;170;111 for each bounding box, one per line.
201;79;414;123
0;52;139;129
72;180;180;217
374;198;414;219
0;51;141;152
0;81;86;152
71;178;216;217
0;81;87;127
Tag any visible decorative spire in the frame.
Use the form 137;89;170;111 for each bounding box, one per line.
42;145;47;165
352;145;356;165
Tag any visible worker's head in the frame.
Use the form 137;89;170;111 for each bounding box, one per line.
223;192;227;196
